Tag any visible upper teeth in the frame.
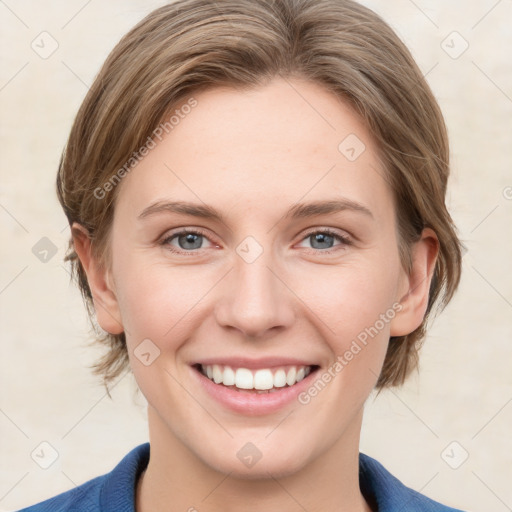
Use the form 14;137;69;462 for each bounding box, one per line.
201;364;312;390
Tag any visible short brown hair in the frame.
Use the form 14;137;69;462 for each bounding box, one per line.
57;0;463;390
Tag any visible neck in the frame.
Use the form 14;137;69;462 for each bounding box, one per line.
136;407;372;512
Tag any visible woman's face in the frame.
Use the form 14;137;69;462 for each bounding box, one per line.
91;78;430;477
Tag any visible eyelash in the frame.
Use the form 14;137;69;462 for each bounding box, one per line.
300;228;353;254
160;227;352;256
160;228;215;256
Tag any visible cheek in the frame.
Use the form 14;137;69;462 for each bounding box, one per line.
112;254;218;344
292;270;397;418
293;258;401;341
291;257;401;393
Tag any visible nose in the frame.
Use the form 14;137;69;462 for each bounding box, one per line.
214;249;295;339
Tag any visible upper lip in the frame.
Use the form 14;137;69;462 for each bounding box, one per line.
192;357;319;370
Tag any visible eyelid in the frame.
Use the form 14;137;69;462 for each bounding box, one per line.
160;227;219;254
299;226;354;254
298;227;353;245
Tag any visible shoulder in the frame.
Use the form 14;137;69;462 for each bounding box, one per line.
16;475;105;512
359;453;466;512
17;443;150;512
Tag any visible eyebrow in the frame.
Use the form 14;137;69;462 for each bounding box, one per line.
138;201;225;222
285;199;374;220
137;198;374;222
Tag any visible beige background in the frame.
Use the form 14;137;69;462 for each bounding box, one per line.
1;1;511;511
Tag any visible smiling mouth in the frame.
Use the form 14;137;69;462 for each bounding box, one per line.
193;364;320;394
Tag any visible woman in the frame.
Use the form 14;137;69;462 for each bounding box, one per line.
19;0;465;510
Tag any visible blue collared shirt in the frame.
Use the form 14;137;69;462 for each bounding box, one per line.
17;443;465;511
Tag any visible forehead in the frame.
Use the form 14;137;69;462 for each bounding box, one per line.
114;78;394;225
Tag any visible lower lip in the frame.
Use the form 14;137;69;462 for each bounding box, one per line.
191;366;319;416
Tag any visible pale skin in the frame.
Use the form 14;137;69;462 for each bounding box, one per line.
73;78;439;512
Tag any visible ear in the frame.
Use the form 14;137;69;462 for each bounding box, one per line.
71;222;124;335
390;227;439;337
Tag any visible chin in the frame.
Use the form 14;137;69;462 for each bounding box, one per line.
199;440;312;480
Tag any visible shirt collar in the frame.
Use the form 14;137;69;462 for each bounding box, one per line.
99;443;453;512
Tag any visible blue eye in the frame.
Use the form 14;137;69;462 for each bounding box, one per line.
161;228;351;256
174;232;203;250
162;229;214;253
309;232;335;249
298;229;352;252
